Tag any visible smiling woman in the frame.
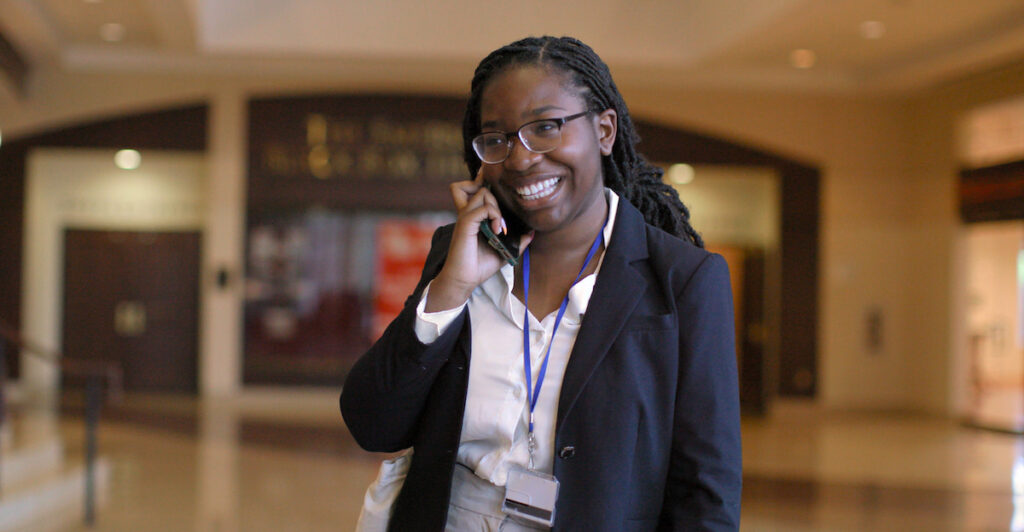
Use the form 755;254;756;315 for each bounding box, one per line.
341;36;741;531
473;65;611;254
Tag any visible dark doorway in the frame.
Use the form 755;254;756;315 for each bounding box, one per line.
62;230;200;393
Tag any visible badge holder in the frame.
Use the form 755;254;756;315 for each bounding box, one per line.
503;466;559;527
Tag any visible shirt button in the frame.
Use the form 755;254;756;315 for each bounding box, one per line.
558;446;575;460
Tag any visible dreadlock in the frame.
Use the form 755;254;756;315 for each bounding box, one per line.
462;36;704;248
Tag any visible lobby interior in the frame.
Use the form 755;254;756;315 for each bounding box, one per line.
3;1;1024;530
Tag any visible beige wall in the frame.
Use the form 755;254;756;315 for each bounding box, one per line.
5;60;1024;413
628;87;920;410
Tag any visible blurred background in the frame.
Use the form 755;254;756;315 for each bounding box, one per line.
2;0;1024;530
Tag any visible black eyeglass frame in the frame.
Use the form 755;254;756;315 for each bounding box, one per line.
472;111;593;164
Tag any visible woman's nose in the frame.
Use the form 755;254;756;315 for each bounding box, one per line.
503;137;542;172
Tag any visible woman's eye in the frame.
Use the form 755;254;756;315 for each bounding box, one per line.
484;136;506;148
530;122;558;137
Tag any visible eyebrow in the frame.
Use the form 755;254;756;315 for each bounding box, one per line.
480;104;568;130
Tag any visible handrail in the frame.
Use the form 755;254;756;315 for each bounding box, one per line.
0;316;122;527
0;318;60;363
0;318;123;400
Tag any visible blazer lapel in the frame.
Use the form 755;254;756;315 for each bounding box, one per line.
556;198;649;430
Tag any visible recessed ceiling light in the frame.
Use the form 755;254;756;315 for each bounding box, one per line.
789;49;816;69
860;20;886;39
99;23;126;42
114;149;141;170
668;163;695;185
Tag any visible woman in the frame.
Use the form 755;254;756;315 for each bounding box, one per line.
342;36;741;531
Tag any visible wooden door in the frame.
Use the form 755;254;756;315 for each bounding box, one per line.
706;244;769;415
63;230;200;392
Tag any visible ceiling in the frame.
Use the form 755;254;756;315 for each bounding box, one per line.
2;0;1024;101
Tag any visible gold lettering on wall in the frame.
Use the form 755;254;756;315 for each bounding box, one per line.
426;153;467;179
308;145;331;179
330;121;362;144
425;121;462;150
257;111;464;182
388;149;420;179
332;149;354;174
307;114;328;145
359;147;385;175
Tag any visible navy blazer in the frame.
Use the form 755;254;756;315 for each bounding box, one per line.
341;197;741;531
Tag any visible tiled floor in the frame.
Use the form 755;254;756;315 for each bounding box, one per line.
43;393;1024;531
741;402;1021;531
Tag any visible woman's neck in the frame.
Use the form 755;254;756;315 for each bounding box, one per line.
526;195;609;261
513;195;608;318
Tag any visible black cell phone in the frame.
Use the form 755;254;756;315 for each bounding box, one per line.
479;187;529;266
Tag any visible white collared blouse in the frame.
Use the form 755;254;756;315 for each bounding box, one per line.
413;189;620;485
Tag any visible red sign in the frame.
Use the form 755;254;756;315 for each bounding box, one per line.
373;221;438;339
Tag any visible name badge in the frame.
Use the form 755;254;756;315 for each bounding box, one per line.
503;467;559;527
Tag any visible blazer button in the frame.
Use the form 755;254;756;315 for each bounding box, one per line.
558;446;575;459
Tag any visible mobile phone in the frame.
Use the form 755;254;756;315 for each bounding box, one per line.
479;186;529;266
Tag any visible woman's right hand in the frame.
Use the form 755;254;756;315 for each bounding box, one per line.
424;169;531;312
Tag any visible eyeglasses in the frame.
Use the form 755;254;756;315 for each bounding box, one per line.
472;111;591;164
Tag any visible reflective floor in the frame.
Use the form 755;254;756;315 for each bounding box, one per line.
41;393;1022;531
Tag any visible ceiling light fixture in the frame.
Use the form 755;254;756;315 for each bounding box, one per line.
114;149;141;170
860;20;886;39
789;49;817;69
99;23;126;43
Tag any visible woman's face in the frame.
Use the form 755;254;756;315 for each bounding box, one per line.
478;65;616;236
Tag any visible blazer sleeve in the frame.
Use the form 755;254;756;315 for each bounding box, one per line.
661;253;742;530
339;225;467;453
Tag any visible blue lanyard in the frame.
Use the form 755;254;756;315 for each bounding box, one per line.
522;227;605;438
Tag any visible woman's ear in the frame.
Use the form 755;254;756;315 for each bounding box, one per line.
596;109;617;156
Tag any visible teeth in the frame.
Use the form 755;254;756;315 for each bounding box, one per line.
516;178;559;200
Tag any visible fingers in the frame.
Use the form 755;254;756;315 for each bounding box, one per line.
449;179;479;211
474;168;506;234
450;178;503;234
461;194;502;236
433;167;513;300
480;190;503;235
451;167;487;210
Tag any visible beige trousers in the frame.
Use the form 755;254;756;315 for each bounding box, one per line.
445;463;549;532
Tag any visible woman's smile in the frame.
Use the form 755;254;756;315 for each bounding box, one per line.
514;176;562;202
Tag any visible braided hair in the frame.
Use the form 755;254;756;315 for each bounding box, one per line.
462;36;704;248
